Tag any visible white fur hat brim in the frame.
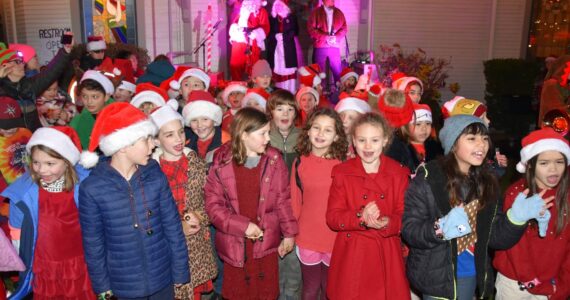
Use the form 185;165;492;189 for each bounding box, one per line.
97;119;157;156
412;108;432;124
26;127;80;165
150;100;184;130
335;97;372;114
87;40;106;52
182;100;223;127
341;71;359;84
516;138;570;173
222;84;247;107
130;91;167;109
178;69;211;90
296;86;319;105
241;93;267;110
118;81;136;93
81;70;114;94
393;76;424;92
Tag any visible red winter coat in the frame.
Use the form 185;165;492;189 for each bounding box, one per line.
204;143;298;268
326;155;411;300
493;178;570;299
307;6;347;49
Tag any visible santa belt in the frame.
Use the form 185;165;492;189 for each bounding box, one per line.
273;73;297;83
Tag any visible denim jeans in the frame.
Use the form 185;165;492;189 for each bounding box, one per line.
423;276;476;300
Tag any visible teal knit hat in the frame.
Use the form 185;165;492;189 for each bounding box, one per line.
0;43;17;65
439;115;486;155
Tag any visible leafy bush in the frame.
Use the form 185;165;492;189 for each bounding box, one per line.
483;59;539;97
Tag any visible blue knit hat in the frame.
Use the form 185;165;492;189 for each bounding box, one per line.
439;115;486;155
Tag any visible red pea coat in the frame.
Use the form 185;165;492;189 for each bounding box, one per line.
326;155;411;300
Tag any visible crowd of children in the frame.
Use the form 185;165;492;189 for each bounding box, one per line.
0;27;568;300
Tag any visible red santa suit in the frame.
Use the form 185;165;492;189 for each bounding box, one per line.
229;2;270;80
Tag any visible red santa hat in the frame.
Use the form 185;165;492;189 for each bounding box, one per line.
80;102;157;168
516;127;570;173
98;57;135;84
117;80;136;93
298;64;326;88
86;36;106;52
441;96;487;119
335;91;372;114
130;83;169;108
80;70;115;94
160;66;190;92
340;67;358;85
182;90;223;126
378;91;414;128
170;68;210;91
295;86;319;106
222;82;248;107
241;88;270;110
411;103;432;124
392;75;423;93
27;126;82;165
150;99;183;130
8;43;36;63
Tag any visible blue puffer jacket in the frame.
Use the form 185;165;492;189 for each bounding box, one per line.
1;165;90;300
78;158;190;298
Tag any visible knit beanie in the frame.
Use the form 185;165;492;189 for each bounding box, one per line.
442;96;487;119
0;43;17;65
0;96;25;129
252;59;272;78
8;44;36;63
516;127;570;173
79;102;157;168
182;90;223;126
27;126;82;165
439;115;485;155
377;89;414;128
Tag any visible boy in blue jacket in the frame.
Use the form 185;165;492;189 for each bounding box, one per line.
78;102;190;299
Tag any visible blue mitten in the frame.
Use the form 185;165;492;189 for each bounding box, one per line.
508;192;545;224
439;206;472;240
537;209;551;237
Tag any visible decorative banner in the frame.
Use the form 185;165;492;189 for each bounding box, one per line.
92;0;127;43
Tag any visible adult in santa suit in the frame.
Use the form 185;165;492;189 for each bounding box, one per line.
307;0;347;84
229;0;270;81
267;0;303;94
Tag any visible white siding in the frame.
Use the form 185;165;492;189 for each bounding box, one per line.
2;0;72;65
372;0;527;102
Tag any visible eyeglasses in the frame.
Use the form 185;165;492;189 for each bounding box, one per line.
92;50;105;54
7;58;23;65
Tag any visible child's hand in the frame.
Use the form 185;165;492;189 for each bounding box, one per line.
278;237;295;258
496;151;508;167
362;202;380;225
0;63;14;78
508;189;555;224
367;216;390;229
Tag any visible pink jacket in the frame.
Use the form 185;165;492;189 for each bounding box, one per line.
204;143;298;268
307;6;347;49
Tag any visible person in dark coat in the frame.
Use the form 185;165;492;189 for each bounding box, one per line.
0;41;72;132
78;103;189;299
403;115;552;300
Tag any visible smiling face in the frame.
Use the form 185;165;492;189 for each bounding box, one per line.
308;115;338;157
353;123;388;171
189;117;215;141
242;122;271;157
156;119;186;161
31;149;67;184
453;132;490;174
81;89;108;114
271;104;296;133
533;150;566;189
410;121;432;144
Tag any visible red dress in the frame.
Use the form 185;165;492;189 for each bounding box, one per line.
222;162;279;300
32;188;95;300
